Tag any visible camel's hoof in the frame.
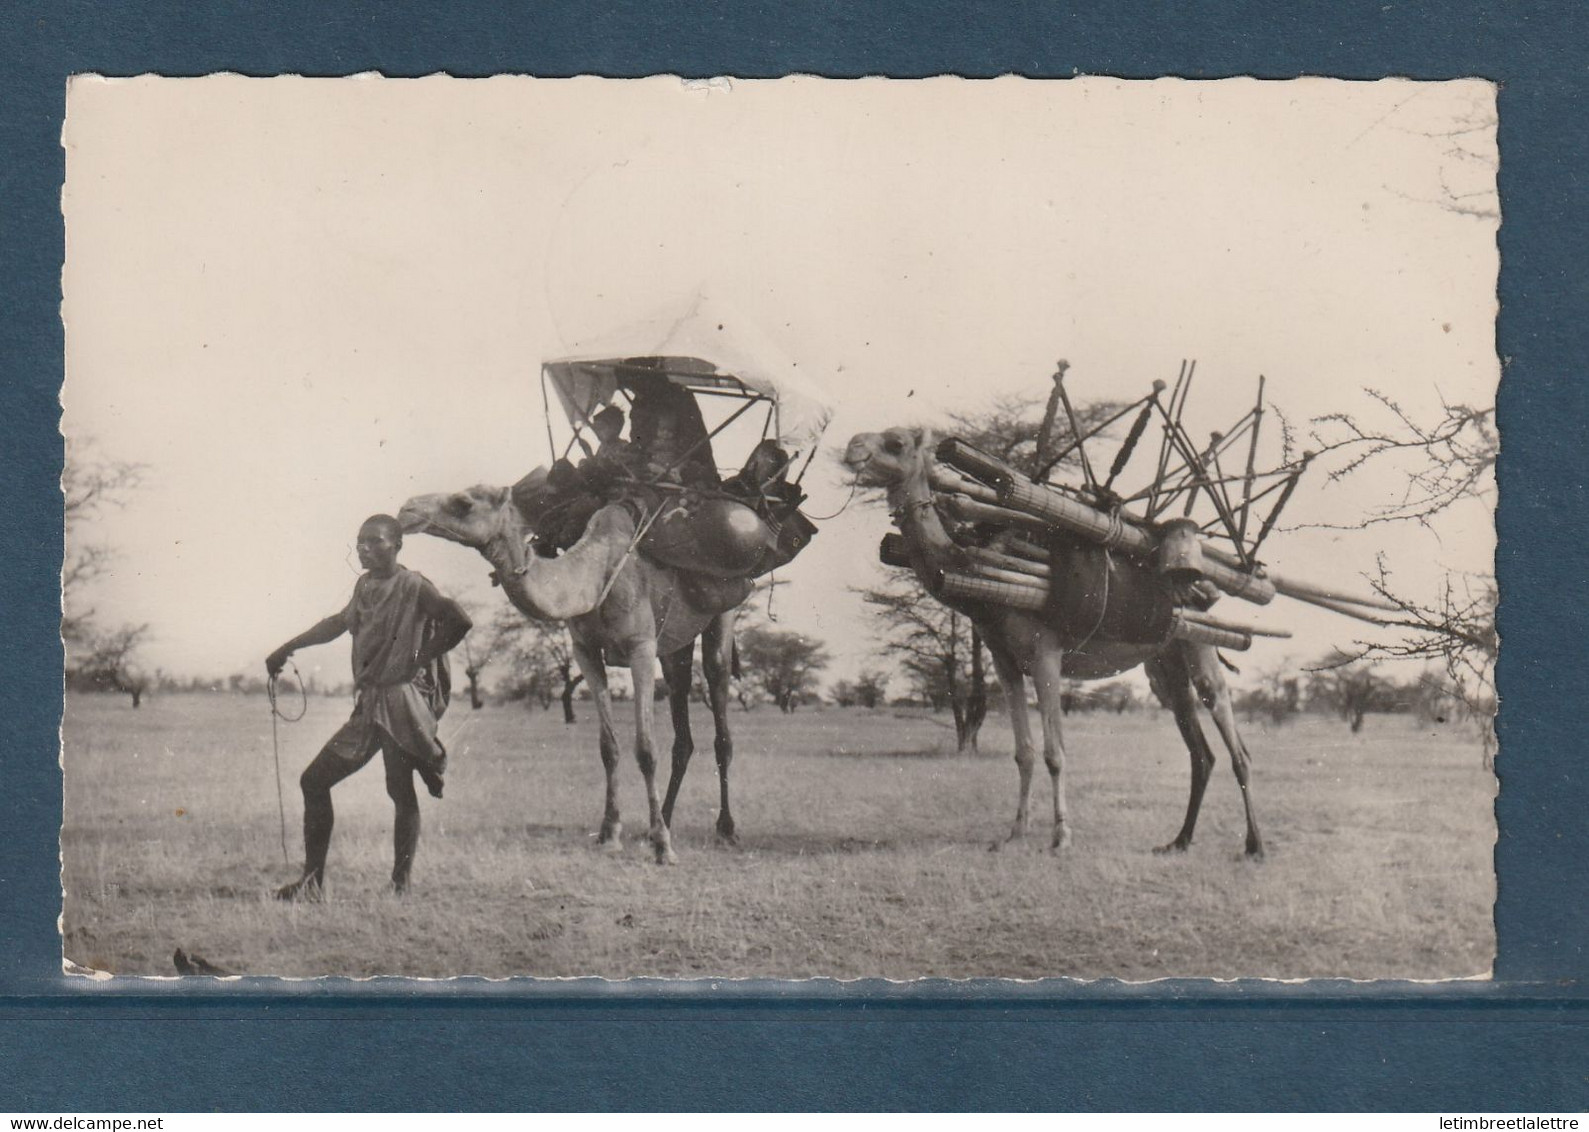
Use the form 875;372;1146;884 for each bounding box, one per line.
1244;843;1266;861
274;877;322;903
1153;840;1190;856
598;833;624;853
993;824;1027;853
655;847;679;866
715;829;740;848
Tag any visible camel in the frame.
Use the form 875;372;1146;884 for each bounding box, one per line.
397;485;753;864
843;426;1263;858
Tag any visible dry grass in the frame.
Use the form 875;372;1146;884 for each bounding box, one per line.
60;692;1495;981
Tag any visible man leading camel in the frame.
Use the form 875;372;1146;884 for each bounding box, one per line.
265;514;472;899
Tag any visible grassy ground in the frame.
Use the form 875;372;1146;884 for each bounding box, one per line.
60;691;1495;980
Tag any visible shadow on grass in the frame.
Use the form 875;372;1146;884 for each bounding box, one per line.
731;830;901;857
820;745;963;760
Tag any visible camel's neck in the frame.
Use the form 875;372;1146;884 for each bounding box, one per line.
890;459;962;575
478;506;628;623
471;514;546;619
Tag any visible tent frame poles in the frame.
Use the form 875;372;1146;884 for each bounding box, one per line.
540;371;558;465
660;394;765;480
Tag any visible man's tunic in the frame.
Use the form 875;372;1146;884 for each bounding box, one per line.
322;566;450;774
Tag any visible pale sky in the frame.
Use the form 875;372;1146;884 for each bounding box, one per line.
62;75;1498;691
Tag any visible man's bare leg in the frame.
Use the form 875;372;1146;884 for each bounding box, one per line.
276;740;368;900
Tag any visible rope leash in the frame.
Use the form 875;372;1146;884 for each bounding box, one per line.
1070;549;1114;655
594;500;668;609
266;660;306;867
437;710;478;758
804;474;861;522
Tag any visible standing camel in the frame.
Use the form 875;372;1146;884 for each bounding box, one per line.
398;485;752;864
843;427;1264;858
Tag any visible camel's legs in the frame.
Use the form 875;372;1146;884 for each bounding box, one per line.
628;641;677;865
572;640;624;849
700;612;738;844
1147;651;1217;855
988;646;1036;850
1186;645;1265;858
1027;632;1072;851
659;643;696;828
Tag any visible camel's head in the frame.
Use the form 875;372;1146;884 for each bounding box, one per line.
842;426;936;489
397;484;517;549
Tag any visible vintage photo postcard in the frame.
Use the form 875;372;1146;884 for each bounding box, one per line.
60;75;1497;980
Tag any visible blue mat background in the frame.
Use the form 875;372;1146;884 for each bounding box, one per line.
2;0;1585;1111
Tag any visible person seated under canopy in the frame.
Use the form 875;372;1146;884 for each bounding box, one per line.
624;370;720;487
722;438;805;514
576;405;633;464
573;405;643;494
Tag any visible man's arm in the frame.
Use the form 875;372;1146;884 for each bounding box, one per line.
414;583;473;672
266;613;348;678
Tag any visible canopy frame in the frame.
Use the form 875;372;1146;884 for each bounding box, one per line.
541;354;798;479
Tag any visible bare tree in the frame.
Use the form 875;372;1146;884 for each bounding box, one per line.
1360;560;1496;754
1308;393;1497;762
1408;665;1487;728
455;601;506;710
860;578;988;752
62;437;144;642
1301;91;1500;762
486;607;584;721
63;623;152;707
1385;89;1499;223
62;436;150;706
1236;662;1302;727
547;628;585;723
1305;649;1405;735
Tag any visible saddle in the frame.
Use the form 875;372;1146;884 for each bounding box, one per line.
510;444;818;579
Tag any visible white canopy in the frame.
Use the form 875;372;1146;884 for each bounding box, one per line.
542;293;835;452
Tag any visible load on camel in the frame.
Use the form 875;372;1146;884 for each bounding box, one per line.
844;360;1397;858
402;340;832;865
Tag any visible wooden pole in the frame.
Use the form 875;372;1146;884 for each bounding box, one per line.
941;480;1281;606
1167;613;1253;651
935;437;1023;489
1033;359;1070;474
1177;607;1292;639
961;544;1051;580
928;466;1002;504
935;572;1256;651
1270;578;1400;614
940;493;1055;534
1239;375;1265;548
1055;369;1099;491
937;571;1048;612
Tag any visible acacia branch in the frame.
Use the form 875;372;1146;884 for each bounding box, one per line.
1306;391;1495;527
62;448;146;529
